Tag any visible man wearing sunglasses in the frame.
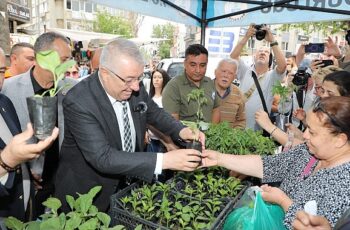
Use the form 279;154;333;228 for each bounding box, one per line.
55;38;204;213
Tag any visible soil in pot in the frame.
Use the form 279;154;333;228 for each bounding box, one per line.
27;96;57;140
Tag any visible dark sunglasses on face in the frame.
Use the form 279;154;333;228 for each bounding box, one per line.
65;71;79;77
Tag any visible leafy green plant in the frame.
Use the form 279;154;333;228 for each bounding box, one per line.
36;50;76;97
272;80;296;114
187;88;208;127
205;122;276;155
5;186;134;230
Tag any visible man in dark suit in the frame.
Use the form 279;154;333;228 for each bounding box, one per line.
55;38;203;212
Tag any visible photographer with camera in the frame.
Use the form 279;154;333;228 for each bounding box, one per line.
325;31;350;72
230;24;286;130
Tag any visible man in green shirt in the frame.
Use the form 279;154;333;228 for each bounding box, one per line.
162;44;220;124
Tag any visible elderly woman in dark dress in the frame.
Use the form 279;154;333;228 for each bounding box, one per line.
201;96;350;229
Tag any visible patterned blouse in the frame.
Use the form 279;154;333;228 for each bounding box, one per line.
262;143;350;229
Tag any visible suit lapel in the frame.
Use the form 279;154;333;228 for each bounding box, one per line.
89;72;122;146
129;92;143;150
0;95;21;136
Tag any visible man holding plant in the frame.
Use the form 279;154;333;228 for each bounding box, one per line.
55;38;204;212
1;31;78;218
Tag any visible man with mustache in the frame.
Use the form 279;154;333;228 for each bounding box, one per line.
162;44;220;124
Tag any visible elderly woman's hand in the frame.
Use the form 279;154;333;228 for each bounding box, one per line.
201;150;220;167
261;184;293;212
292;211;331;230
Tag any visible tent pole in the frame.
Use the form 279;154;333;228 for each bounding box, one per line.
200;0;208;46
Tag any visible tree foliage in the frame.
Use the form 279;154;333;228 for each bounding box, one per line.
93;11;133;38
278;21;349;36
152;23;175;59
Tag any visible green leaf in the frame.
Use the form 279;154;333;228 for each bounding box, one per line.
65;213;82;230
55;59;76;79
77;194;93;215
5;217;24;230
40;217;61;230
108;226;126;230
66;195;75;211
87;186;102;199
42;197;62;213
26;221;41;230
36;50;60;75
97;212;111;227
134;225;143;230
181;213;191;222
78;218;98;230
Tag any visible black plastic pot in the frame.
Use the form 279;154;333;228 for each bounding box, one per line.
275;113;289;132
27;96;57;140
186;140;202;164
186;140;202;153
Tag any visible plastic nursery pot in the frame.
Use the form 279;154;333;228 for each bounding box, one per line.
186;140;202;153
186;140;203;164
275;113;289;132
27;96;57;140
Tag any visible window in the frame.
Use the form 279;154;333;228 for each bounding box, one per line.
32;7;36;17
66;0;71;10
85;2;92;13
281;42;289;51
79;1;85;11
72;0;79;11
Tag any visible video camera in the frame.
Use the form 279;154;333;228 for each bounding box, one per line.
292;67;311;86
254;24;267;41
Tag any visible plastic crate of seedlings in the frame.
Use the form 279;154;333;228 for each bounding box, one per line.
110;168;247;230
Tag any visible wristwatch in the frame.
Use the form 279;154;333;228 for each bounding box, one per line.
270;41;278;47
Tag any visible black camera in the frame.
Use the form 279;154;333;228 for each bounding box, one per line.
292;67;311;86
254;24;266;41
345;30;350;45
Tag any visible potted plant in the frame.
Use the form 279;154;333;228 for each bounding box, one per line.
26;50;75;139
185;88;208;152
272;80;296;132
5;186;138;230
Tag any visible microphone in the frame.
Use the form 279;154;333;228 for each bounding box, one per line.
133;101;147;113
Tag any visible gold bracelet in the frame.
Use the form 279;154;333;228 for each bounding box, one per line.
270;126;278;136
0;152;18;172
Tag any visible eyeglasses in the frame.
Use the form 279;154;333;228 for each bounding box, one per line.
65;71;79;77
103;66;143;86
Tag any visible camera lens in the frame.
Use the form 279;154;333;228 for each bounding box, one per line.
254;25;266;41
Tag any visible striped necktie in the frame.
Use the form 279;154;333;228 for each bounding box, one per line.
121;101;132;152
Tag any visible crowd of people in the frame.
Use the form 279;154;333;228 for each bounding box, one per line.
0;23;350;230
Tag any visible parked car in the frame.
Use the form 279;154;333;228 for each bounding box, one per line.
156;58;184;78
156;57;224;80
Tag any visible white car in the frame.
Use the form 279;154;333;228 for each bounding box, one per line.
156;57;227;80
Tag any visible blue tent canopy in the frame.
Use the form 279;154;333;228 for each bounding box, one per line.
89;0;350;44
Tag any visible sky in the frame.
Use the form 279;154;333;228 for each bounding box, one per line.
137;16;171;38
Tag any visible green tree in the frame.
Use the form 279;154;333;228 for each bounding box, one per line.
93;11;133;38
278;21;349;36
152;23;175;59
